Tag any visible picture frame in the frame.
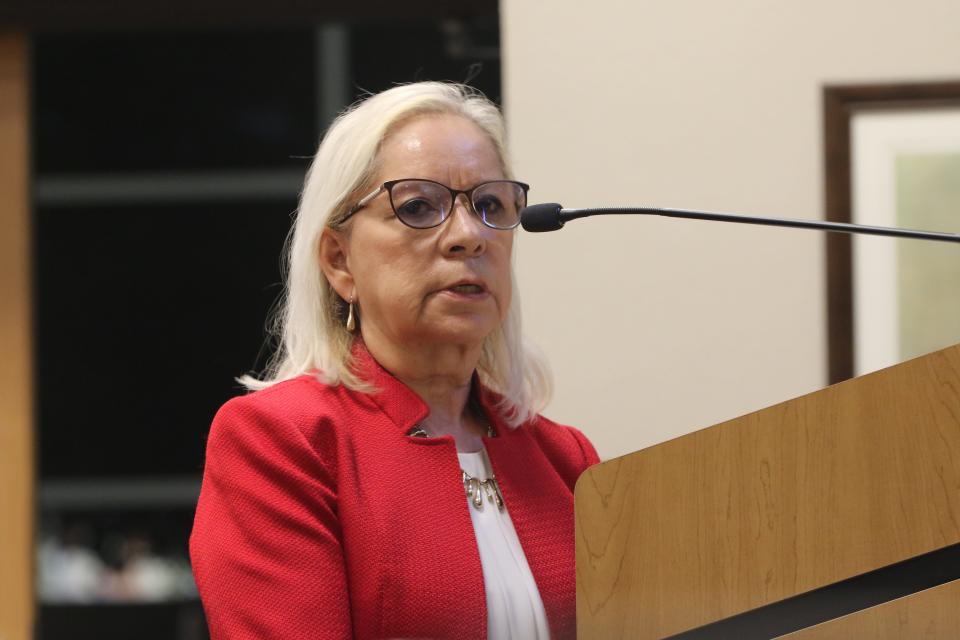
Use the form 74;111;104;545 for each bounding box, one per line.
823;80;960;383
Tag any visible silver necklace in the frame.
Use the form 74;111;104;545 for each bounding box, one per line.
463;470;504;511
406;422;505;512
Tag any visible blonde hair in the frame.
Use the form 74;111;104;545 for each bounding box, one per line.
242;82;551;427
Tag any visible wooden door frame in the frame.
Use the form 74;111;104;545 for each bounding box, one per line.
0;31;34;640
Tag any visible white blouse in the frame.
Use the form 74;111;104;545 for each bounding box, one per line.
458;449;551;640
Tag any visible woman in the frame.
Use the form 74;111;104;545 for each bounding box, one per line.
190;82;599;640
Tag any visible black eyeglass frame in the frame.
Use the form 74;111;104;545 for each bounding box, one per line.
341;178;530;230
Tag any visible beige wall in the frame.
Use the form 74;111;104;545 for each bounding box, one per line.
501;0;960;459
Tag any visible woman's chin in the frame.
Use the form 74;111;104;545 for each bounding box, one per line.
412;317;499;348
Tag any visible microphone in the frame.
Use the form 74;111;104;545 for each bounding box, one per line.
520;203;566;232
520;203;960;243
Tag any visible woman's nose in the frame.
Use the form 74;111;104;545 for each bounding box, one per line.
441;195;487;257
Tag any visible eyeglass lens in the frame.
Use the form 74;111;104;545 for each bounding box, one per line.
388;180;526;229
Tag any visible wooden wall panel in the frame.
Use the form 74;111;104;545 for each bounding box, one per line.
0;31;33;640
576;344;960;639
777;579;960;639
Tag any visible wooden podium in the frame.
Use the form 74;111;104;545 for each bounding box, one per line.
575;344;960;639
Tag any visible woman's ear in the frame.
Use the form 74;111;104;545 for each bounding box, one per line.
318;228;354;300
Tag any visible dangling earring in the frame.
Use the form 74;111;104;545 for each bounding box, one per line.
345;295;356;332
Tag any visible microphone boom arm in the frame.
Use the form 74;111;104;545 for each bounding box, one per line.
525;204;960;243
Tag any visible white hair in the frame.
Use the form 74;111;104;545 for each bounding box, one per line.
241;82;551;427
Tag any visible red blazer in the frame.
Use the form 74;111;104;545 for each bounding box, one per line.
190;347;599;639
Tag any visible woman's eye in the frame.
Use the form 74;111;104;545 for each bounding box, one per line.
398;199;436;217
475;196;504;214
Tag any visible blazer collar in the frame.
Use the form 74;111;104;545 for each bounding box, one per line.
351;339;506;438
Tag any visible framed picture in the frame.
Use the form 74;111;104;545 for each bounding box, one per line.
824;81;960;383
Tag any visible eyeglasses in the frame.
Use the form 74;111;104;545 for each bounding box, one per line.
343;179;530;230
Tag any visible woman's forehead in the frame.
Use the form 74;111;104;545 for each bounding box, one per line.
377;113;503;179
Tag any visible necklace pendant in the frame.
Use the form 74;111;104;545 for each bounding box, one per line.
472;478;484;508
461;471;505;512
490;479;504;510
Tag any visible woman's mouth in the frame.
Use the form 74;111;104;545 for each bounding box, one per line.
449;284;484;294
438;282;489;300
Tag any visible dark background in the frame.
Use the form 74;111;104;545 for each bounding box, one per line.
35;26;502;479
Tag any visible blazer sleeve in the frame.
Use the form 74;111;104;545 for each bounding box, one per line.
567;425;601;468
190;394;351;639
526;417;601;491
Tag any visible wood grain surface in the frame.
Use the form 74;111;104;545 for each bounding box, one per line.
575;344;960;639
776;578;960;639
0;31;33;640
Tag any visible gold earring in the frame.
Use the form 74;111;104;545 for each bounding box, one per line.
346;296;356;332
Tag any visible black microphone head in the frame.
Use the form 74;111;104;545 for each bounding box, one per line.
520;203;565;232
